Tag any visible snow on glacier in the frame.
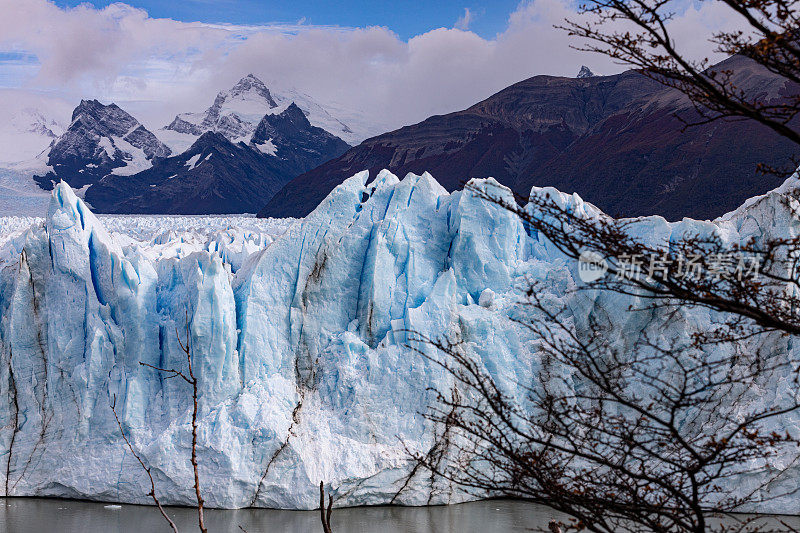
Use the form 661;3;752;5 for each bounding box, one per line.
0;170;799;511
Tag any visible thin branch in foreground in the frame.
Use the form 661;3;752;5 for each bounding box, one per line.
110;393;179;533
403;292;800;533
320;481;334;533
138;317;207;533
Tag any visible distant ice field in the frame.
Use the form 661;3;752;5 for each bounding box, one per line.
1;208;295;271
0;167;295;265
0;167;51;218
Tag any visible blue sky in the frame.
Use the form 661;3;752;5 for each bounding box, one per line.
50;0;522;39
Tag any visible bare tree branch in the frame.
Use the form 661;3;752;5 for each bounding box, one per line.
320;481;334;533
109;394;179;533
138;318;207;533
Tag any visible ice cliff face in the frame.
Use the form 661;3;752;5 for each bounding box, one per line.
1;171;799;510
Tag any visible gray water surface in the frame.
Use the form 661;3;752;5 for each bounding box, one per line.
0;498;562;532
4;497;799;532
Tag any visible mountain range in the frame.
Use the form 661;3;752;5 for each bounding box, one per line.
7;58;800;221
259;57;799;221
27;75;353;213
159;74;370;151
84;103;349;214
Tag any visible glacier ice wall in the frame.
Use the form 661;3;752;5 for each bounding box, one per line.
0;171;799;510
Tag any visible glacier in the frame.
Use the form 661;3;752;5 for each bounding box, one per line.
0;170;799;511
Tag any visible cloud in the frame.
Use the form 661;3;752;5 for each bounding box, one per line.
0;0;751;137
454;8;473;31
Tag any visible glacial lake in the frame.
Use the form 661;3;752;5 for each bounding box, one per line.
0;498;563;532
2;497;799;532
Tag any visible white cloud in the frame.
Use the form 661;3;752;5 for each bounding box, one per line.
454;8;473;31
0;0;751;137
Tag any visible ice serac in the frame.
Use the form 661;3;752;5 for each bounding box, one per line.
1;172;800;511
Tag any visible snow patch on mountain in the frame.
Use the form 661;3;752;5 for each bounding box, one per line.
184;153;202;170
108;137;151;177
255;138;277;156
155;129;200;156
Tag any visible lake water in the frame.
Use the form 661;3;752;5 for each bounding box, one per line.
2;497;799;532
0;498;565;532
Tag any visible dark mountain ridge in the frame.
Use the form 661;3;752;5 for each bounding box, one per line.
260;55;799;221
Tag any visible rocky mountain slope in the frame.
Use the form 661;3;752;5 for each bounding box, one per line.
85;104;349;214
260;55;799;221
33;99;171;190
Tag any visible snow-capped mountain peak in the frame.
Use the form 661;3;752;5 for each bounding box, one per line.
0;93;72;166
163;74;280;144
33;99;170;190
13;108;65;139
160;74;380;151
229;73;278;106
577;65;597;78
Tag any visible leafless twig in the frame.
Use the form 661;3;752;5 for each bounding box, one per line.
110;393;179;533
320;481;333;533
138;317;207;533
